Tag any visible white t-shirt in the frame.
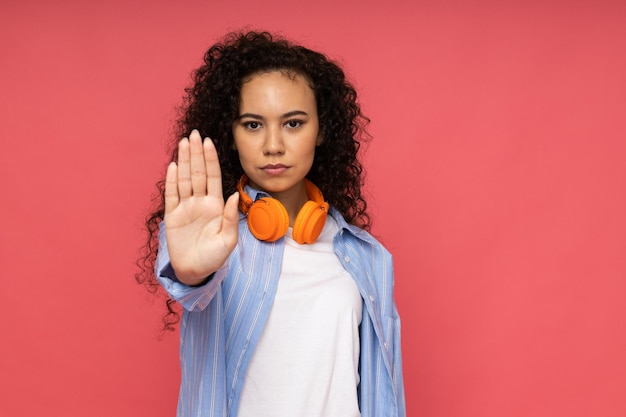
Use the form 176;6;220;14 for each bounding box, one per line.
238;215;363;417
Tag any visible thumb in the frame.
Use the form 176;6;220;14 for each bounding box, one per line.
222;192;240;246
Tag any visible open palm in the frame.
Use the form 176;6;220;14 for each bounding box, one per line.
164;130;239;285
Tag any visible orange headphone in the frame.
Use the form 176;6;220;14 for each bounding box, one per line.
237;175;329;244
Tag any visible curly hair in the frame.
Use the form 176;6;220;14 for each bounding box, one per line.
136;31;372;331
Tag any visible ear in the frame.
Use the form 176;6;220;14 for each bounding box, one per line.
316;133;324;146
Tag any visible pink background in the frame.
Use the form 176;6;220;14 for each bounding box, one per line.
2;1;625;416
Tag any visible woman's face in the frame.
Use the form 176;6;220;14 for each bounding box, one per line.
232;70;321;207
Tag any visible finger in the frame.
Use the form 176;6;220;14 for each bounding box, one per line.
203;137;223;200
189;130;207;196
221;192;240;248
177;137;192;198
164;162;179;215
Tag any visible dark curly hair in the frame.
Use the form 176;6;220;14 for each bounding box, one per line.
136;31;372;331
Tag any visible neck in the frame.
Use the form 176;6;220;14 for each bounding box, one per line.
271;184;308;226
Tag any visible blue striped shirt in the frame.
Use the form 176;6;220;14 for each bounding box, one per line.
156;190;406;417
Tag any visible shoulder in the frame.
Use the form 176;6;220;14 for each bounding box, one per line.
329;207;391;255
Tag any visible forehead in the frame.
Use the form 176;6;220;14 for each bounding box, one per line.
238;70;317;111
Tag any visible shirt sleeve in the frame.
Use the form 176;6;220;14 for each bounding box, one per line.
392;302;407;417
155;222;227;311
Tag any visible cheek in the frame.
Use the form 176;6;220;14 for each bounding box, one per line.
235;144;255;166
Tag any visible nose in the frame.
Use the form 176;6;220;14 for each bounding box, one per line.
263;125;285;155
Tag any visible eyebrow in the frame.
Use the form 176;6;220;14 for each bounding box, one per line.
237;110;309;120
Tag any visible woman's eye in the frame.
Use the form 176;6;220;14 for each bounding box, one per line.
285;120;302;128
244;121;261;130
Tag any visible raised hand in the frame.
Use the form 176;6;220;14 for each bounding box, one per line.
164;129;240;285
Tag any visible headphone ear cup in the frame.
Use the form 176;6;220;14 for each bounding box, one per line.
247;197;290;242
292;201;329;244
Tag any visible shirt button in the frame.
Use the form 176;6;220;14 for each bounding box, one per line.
369;295;375;302
384;342;388;350
344;255;350;263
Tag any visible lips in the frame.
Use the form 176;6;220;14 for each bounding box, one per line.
262;164;288;175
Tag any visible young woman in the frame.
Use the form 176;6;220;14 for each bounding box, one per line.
138;31;405;417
